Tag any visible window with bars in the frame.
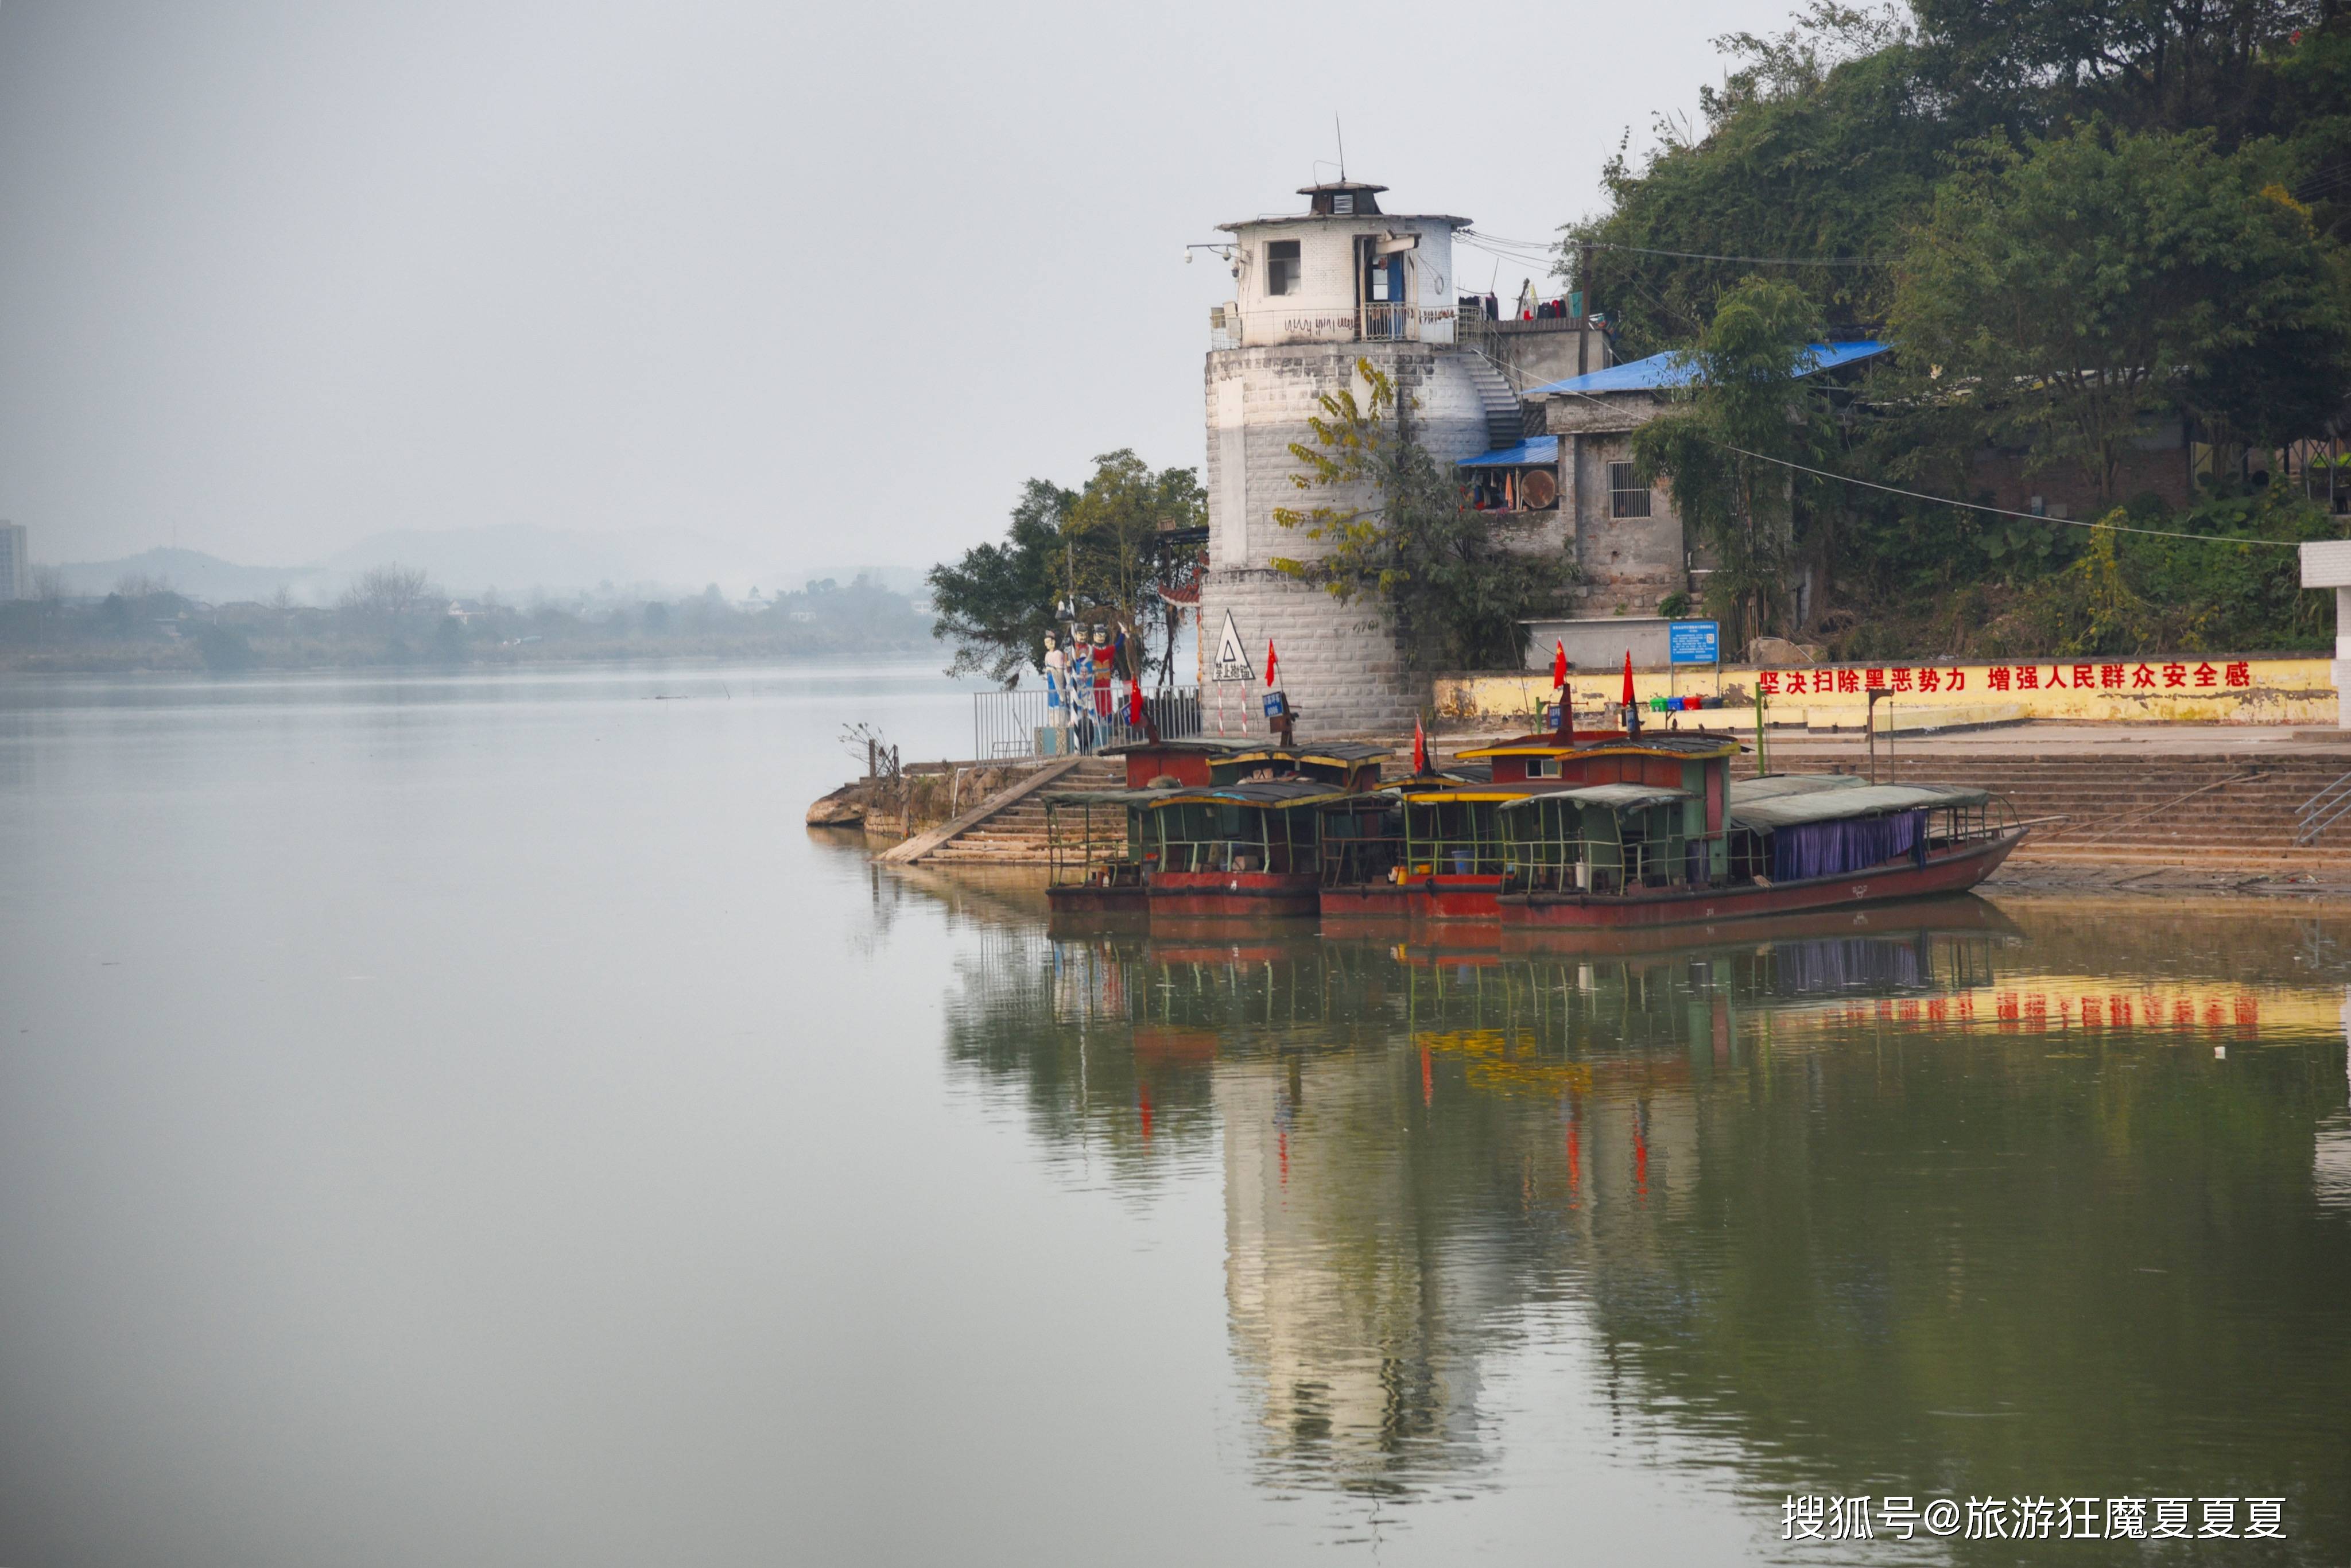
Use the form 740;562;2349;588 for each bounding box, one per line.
1608;463;1652;518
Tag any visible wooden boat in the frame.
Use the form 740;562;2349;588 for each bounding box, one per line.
1142;779;1345;918
1497;772;2024;929
1046;741;1382;918
1318;727;1743;921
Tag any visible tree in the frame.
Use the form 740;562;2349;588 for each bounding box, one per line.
1891;123;2351;494
339;563;439;627
928;453;1204;686
1062;449;1206;688
929;478;1077;685
1631;279;1838;646
1564;5;1955;356
1270;359;1573;671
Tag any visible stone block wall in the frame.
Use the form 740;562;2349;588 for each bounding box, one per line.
1197;340;1497;735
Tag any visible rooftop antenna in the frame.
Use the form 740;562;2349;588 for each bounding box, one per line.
1334;115;1346;181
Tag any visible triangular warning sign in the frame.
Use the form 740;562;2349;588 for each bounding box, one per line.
1211;609;1253;682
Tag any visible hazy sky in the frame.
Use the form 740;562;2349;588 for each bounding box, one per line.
0;1;1787;574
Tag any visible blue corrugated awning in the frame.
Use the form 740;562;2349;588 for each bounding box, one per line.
1527;339;1889;397
1457;436;1559;468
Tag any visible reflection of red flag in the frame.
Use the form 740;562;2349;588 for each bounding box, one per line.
1621;650;1636;708
1413;715;1429;774
1551;639;1567;689
1265;640;1278;686
1127;678;1144;724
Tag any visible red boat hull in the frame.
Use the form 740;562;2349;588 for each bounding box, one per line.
1149;870;1321;918
1318;875;1503;921
1046;884;1150;915
1499;830;2026;930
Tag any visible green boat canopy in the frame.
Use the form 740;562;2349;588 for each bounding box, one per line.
1495;783;1692;813
1729;783;1989;831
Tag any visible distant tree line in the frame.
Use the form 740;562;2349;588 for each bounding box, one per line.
0;565;936;673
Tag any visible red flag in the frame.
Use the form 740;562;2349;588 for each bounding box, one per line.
1551;639;1568;690
1413;715;1429;774
1621;650;1636;709
1127;677;1144;724
1265;640;1278;686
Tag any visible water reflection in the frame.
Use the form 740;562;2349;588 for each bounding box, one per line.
941;891;2351;1554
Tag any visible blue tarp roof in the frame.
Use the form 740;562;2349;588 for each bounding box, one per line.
1527;339;1890;398
1457;436;1558;468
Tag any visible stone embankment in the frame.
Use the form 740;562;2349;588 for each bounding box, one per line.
819;725;2351;878
878;756;1122;865
1791;752;2351;868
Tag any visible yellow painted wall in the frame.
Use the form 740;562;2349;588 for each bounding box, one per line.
1433;656;2338;728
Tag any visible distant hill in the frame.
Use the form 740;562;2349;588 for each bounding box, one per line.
51;548;322;603
49;530;926;603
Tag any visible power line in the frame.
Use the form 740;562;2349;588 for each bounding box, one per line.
1718;444;2301;546
1522;372;2300;550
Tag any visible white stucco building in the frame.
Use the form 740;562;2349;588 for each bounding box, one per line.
1197;181;1529;733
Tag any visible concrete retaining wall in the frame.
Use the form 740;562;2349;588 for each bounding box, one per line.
1435;655;2338;728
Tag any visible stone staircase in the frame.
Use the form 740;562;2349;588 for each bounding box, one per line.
1458;354;1528;452
1752;752;2351;866
915;756;1124;865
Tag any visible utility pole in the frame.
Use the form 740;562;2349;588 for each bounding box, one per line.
1576;241;1595;378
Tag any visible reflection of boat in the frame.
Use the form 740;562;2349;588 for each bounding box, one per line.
1348;892;2020;967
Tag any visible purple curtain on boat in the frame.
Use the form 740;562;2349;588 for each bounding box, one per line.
1770;809;1926;883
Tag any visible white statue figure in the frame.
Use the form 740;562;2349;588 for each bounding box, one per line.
1042;631;1072;732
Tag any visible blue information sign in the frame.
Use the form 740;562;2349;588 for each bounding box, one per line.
1669;620;1720;665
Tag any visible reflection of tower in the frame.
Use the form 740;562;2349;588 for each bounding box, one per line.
1217;1051;1489;1488
1200;181;1507;733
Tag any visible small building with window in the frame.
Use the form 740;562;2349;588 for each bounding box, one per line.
1505;340;1889;621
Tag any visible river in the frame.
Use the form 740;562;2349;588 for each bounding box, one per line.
2;660;2347;1565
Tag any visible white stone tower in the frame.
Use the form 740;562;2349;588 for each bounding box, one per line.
1199;181;1524;734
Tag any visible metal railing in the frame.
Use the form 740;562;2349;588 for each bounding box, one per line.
1359;302;1418;341
973;685;1201;760
2296;770;2351;845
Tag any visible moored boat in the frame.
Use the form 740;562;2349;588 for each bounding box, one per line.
1497;773;2024;929
1318;727;1743;921
1045;742;1382;919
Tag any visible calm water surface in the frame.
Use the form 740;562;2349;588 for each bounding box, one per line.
2;661;2348;1565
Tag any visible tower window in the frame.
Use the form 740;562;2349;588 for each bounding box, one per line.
1266;240;1301;296
1609;463;1652;518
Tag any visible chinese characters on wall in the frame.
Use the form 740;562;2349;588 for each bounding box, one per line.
1755;662;2253;697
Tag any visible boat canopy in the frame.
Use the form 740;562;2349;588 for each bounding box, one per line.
1729;782;1988;831
1728;773;1869;804
1496;783;1692;813
1147;779;1353;810
1219;740;1388;769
